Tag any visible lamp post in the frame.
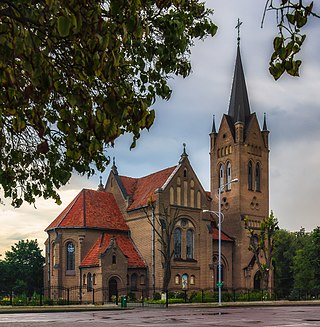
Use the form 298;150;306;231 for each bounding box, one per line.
203;178;238;306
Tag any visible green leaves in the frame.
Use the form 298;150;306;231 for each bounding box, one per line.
0;0;216;207
267;1;316;80
57;16;72;37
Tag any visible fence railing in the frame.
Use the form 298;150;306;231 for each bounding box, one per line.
1;286;320;306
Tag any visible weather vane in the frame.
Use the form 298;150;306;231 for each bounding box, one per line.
235;18;243;45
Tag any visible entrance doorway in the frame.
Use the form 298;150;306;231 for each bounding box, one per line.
108;278;118;302
254;271;261;290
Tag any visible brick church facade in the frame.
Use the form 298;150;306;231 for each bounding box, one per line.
44;43;270;302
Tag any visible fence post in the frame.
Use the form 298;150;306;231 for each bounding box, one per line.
201;290;204;303
116;289;118;305
142;290;144;307
92;288;95;305
67;288;70;305
166;289;169;308
10;290;13;306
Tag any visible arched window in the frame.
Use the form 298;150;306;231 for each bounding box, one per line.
93;274;96;285
83;274;86;286
174;228;182;259
255;163;261;192
66;241;75;271
226;162;232;190
219;164;224;189
112;254;116;264
140;275;145;285
87;272;93;291
190;275;195;285
52;243;56;267
186;229;194;259
131;273;138;291
182;273;188;289
175;274;180;285
248;161;253;191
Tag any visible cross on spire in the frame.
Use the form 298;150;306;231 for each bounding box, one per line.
235;18;243;46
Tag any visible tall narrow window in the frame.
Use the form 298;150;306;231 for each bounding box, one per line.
248;161;253;191
255;163;261;192
87;272;93;291
66;241;75;271
186;229;194;259
174;228;182;259
226;162;232;190
219;164;224;189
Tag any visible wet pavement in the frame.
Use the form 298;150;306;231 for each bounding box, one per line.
1;306;320;326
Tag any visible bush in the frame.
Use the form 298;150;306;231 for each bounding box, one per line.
127;292;136;302
153;292;161;300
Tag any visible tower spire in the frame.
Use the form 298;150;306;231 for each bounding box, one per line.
228;20;251;125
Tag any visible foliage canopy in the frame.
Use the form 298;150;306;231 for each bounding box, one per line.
0;0;217;207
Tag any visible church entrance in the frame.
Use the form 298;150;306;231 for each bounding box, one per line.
108;278;118;302
254;271;261;290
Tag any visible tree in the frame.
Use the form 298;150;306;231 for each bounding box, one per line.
244;211;279;290
264;1;320;80
292;226;320;292
3;239;45;296
144;196;180;293
0;1;217;207
273;229;297;298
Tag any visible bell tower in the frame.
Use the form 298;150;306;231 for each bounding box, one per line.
209;30;270;289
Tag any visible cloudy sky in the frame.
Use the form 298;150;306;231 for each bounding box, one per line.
1;0;320;256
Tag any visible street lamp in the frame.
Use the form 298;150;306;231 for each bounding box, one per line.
203;177;239;306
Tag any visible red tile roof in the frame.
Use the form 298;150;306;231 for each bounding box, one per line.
80;233;146;268
120;166;176;210
46;189;129;231
212;226;233;242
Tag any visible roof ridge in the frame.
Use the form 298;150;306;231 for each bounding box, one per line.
120;165;176;181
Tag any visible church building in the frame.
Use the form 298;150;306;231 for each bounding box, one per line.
44;40;270;302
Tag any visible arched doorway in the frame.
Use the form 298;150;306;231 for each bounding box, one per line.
108;278;118;302
254;271;261;290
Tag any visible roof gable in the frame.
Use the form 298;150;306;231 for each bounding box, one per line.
46;189;129;231
120;166;176;210
80;233;146;268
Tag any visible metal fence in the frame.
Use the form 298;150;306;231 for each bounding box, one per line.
1;286;320;306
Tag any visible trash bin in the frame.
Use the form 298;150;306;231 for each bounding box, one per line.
121;295;127;308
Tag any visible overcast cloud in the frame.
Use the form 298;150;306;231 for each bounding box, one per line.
1;0;320;255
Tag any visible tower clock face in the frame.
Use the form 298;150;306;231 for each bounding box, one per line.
67;243;75;253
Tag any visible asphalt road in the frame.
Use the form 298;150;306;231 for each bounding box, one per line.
1;306;320;326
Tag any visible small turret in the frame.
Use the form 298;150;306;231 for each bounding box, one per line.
262;113;270;149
